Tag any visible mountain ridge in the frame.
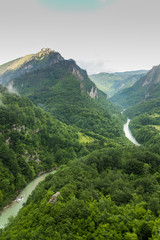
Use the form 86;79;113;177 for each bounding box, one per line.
90;70;148;97
110;65;160;108
0;48;64;85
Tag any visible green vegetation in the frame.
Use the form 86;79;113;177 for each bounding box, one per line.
78;132;94;144
90;70;147;97
1;145;160;239
150;125;160;131
11;60;125;140
0;48;64;85
123;95;160;149
125;98;160;119
110;79;148;108
110;65;160;108
1;50;160;239
0;85;93;210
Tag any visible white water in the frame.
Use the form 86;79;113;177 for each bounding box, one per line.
123;118;140;146
0;171;55;229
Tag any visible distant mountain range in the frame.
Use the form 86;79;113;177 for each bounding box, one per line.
111;64;160;109
90;70;148;97
109;64;160;147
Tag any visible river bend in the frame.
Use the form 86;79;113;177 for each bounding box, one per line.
123;118;140;146
0;171;55;228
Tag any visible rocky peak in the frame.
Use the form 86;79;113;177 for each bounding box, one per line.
72;66;84;81
0;48;64;84
41;47;52;53
142;65;160;87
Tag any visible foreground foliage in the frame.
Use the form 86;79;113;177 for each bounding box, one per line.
1;146;160;239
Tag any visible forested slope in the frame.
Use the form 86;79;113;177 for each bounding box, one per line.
90;70;147;97
7;56;125;140
111;64;160;108
1;145;160;239
0;85;90;209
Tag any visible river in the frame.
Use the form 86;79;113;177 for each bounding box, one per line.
0;118;139;228
123;118;140;146
0;171;56;229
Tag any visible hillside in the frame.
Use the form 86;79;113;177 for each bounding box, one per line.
2;144;160;239
2;50;152;239
5;50;125;139
90;70;147;97
110;65;160;108
124;98;160;150
109;64;160;151
0;48;64;85
0;85;90;210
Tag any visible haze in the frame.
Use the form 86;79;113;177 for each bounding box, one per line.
0;0;160;74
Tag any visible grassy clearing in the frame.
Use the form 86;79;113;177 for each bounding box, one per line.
151;113;160;118
78;132;94;144
150;125;160;131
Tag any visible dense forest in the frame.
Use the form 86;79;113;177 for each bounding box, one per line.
1;49;160;239
0;85;94;210
90;70;147;97
1;145;160;239
0;82;125;211
9;60;125;139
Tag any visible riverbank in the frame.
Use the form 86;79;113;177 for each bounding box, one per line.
0;167;57;213
0;170;56;228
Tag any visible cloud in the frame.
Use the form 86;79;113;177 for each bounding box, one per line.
77;60;115;75
38;0;118;12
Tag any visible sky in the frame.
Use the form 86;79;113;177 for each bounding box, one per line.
0;0;160;74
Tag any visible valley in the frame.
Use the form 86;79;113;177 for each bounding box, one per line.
0;49;160;239
0;116;136;230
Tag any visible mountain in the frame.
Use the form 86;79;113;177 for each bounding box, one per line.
110;65;160;108
90;70;147;97
4;49;124;140
109;64;160;149
0;49;127;210
0;85;89;210
0;48;64;85
2;51;160;239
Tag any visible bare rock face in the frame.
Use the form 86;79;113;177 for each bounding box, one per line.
0;49;64;85
49;192;60;204
142;65;160;87
72;67;84;81
89;87;98;99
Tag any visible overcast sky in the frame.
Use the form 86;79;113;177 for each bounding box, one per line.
0;0;160;74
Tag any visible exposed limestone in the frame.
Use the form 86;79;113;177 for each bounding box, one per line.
5;138;10;145
72;67;84;81
1;48;64;85
49;192;60;204
88;87;98;99
145;93;150;99
24;64;33;70
142;65;160;87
